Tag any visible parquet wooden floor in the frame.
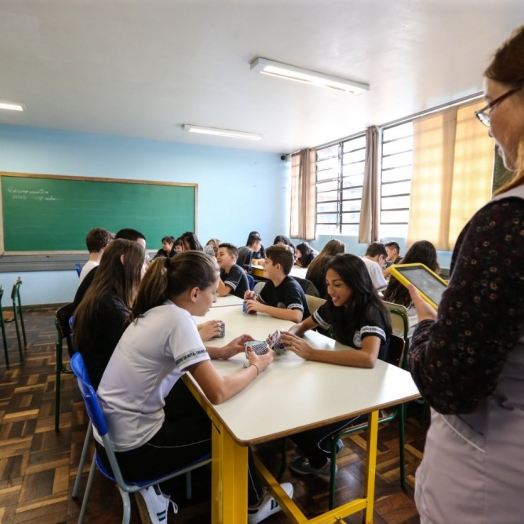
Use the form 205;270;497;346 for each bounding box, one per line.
0;307;428;523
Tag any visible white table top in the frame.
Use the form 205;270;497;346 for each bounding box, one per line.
212;294;244;308
289;266;308;279
193;306;421;445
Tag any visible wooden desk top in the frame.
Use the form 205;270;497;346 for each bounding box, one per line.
192;306;421;446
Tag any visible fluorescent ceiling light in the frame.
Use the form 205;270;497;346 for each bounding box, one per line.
0;101;26;111
250;57;369;94
183;124;263;141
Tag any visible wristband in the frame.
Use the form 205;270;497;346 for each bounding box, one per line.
249;363;260;377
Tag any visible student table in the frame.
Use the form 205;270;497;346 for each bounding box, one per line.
187;306;420;523
212;294;244;308
251;264;308;280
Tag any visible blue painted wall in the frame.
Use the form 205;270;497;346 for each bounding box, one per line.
0;124;290;305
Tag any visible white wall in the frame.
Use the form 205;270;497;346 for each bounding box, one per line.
0;124;290;305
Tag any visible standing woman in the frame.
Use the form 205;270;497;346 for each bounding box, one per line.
305;239;345;298
73;239;146;390
408;25;524;524
95;252;292;524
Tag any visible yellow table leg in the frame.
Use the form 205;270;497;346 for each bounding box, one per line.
212;419;249;524
363;409;379;524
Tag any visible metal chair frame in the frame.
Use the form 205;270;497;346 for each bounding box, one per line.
0;278;26;366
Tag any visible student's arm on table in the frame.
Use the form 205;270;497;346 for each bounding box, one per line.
284;315;319;337
198;320;222;341
245;299;303;323
188;348;273;404
206;334;254;360
217;278;232;297
282;332;381;368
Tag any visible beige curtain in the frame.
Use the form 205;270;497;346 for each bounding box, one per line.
359;126;380;243
290;149;316;240
407;100;494;250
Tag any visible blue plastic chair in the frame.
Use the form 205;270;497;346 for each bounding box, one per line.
75;263;82;277
246;273;255;291
70;353;211;524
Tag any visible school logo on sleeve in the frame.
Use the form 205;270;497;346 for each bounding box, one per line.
353;330;363;348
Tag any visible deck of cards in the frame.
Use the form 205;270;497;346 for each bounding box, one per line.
267;329;287;355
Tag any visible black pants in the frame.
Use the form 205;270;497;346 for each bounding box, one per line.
97;379;265;506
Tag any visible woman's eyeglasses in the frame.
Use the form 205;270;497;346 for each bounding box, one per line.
475;85;522;127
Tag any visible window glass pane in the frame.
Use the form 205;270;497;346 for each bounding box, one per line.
317;213;338;224
343;136;366;151
316;145;339;160
381;210;410;223
317;202;338;213
317;223;340;234
382;180;411;197
317;180;338;193
382;151;412;169
342;200;361;212
381;195;410;210
382;122;413;142
342;174;364;189
341;223;359;235
317;166;338;181
343;149;366;164
380;223;408;238
317;157;339;171
342;212;360;224
317;190;338;203
342;161;365;177
382;136;413;156
342;187;363;199
381;165;412;183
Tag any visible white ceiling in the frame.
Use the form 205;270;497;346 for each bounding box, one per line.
0;1;523;154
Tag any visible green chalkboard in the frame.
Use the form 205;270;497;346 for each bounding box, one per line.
0;173;197;253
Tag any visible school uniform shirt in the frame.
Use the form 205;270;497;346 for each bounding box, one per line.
236;246;253;271
73;266;98;309
360;257;388;293
78;260;98;285
312;302;389;360
258;276;311;318
152;248;176;259
96;300;210;452
220;264;249;299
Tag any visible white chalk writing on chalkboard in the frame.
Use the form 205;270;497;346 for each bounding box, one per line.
7;186;58;201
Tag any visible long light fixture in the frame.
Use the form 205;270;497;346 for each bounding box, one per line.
183;124;263;141
0;101;26;111
250;57;369;94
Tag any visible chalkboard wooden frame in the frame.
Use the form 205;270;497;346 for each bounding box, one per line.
0;172;198;255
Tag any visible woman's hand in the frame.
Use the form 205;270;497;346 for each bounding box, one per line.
198;320;223;341
280;331;314;360
408;284;437;322
246;346;273;373
218;334;254;359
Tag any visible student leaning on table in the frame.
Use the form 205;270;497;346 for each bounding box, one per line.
244;244;311;322
94;251;293;524
279;253;392;476
407;24;524;524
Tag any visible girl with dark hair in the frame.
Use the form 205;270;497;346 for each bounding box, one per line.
305;239;346;298
280;254;391;476
246;231;265;259
173;237;184;254
383;240;439;337
95;252;292;524
73;239;146;390
180;231;203;251
273;235;295;252
295;242;317;268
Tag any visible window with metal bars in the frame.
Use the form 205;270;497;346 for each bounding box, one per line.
316;135;366;236
380;122;413;239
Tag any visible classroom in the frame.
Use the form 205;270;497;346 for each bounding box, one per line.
1;2;524;524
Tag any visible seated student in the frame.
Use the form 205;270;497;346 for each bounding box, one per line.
216;243;249;299
295;242;317;269
244;245;310;322
79;228;114;284
153;236;177;259
73;228;147;310
280;254;391;476
181;231;203;251
361;242;388;293
247;231;265;261
382;240;439;338
205;238;221;258
95;252;293;524
73;239;146;390
237;232;262;272
385;241;403;266
306;239;346;299
173;237;184;254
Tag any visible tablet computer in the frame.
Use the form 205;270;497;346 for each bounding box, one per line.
388;263;448;310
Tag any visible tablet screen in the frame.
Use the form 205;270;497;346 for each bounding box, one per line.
394;266;447;306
